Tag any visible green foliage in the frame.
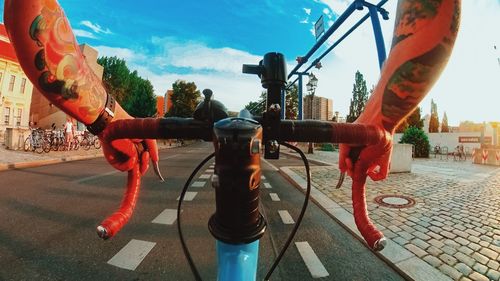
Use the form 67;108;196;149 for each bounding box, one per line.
244;91;266;116
346;71;368;123
441;111;450;132
395;107;424;133
319;143;335;151
126;72;157;117
285;84;299;119
399;126;430;158
98;56;157;117
429;99;440;132
165;80;201;118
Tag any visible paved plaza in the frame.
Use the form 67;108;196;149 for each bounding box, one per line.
283;150;500;281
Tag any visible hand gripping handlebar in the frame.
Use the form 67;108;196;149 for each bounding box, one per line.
97;117;386;250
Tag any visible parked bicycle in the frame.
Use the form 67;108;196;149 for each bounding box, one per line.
80;131;101;150
23;128;47;154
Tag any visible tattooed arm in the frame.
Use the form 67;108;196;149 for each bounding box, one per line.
340;0;460;180
4;0;159;174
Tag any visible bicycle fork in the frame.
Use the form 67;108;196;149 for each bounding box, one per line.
208;117;266;281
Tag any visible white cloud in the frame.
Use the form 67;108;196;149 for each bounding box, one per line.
150;37;262;74
323;8;330;15
304;8;311;15
300;18;309;24
316;0;350;15
73;29;97;39
80;20;112;34
93;40;270;112
94;46;147;62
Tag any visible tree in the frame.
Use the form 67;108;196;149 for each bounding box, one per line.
98;56;157;118
399;127;430;158
395;107;424;133
441;112;450;132
97;56;131;104
165;80;201;118
429;99;440;132
126;72;157;117
285;84;299;119
244;91;266;116
346;71;368;123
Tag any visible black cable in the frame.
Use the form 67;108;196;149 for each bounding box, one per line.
177;152;215;281
264;142;311;281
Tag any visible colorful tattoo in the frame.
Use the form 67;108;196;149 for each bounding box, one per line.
380;0;460;131
28;0;105;123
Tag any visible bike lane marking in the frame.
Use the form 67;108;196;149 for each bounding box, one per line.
191;181;206;188
73;170;120;184
269;193;280;201
199;174;211;179
152;209;178;225
107;239;156;271
73;154;179;183
263;182;272;189
278;210;295;224
295;241;330;278
177;192;197;201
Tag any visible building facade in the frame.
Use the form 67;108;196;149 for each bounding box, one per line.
164;90;173;114
156;96;165;117
30;44;103;131
303;95;333;121
0;24;34;143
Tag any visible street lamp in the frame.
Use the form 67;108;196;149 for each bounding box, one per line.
306;73;318;154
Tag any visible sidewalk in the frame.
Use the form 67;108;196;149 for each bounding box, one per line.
0;140;182;171
281;150;500;281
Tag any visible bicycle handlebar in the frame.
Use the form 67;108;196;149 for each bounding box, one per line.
97;117;385;250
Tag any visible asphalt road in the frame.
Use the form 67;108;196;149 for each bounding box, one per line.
0;142;405;281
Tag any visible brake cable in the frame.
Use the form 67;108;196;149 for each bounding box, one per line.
264;142;311;281
177;152;215;281
178;142;311;281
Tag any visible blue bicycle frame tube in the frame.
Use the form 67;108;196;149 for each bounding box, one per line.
216;240;260;281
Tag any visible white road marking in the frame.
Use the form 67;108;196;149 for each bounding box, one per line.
295;242;329;278
191;181;206;188
177;192;197;201
163;154;179;159
74;170;119;184
263;182;272;189
269;193;280;201
206;169;214;173
151;209;178;225
199;174;211;179
107;239;156;271
261;175;266;180
278;210;295;224
261;158;279;171
209;165;214;168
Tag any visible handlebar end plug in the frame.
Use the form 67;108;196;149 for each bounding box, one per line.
97;225;109;240
373;237;387;251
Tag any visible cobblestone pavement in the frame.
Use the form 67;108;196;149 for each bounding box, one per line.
288;151;500;281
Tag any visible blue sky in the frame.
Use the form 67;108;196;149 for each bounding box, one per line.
2;1;499;125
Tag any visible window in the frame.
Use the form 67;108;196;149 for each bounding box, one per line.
8;75;15;91
16;108;22;126
4;107;10;125
20;78;27;94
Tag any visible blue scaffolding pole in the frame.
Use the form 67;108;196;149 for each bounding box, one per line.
287;0;389;120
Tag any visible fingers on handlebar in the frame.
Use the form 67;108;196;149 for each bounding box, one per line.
351;172;386;251
97;165;142;239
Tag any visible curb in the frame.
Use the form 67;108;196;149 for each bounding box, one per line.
0;144;185;172
279;166;453;281
0;154;103;172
